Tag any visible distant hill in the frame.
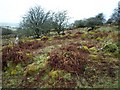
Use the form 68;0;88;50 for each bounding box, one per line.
0;22;19;27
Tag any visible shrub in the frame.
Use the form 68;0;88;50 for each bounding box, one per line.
103;43;118;53
2;28;13;35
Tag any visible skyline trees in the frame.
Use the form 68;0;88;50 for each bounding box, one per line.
74;13;105;28
17;1;120;37
106;1;120;26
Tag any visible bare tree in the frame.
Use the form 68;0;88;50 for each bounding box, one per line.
52;11;68;35
20;6;50;38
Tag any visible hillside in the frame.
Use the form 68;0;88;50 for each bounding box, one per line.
2;26;120;88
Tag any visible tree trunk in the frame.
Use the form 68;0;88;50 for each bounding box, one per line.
35;28;40;38
57;31;60;35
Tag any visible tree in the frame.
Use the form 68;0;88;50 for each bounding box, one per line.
111;1;120;25
85;13;105;28
20;6;50;38
106;18;113;24
86;17;97;27
2;27;13;35
74;20;86;28
52;11;68;35
95;13;106;25
16;27;34;37
73;13;105;29
41;17;53;35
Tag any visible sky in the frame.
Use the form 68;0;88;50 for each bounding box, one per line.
0;0;119;24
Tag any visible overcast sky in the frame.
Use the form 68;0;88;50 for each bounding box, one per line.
0;0;119;24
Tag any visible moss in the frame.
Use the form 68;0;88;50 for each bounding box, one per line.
11;69;17;75
48;37;53;41
34;54;49;63
63;73;71;80
38;61;48;69
89;47;98;53
82;45;89;51
89;31;95;35
89;54;99;60
81;34;87;39
96;37;103;41
4;63;23;76
26;53;33;59
49;70;59;79
24;63;39;76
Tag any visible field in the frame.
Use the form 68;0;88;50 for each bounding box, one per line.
2;25;120;88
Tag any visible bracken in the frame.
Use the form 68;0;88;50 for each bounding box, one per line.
48;43;90;75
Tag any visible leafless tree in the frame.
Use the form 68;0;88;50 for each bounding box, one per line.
52;11;69;35
21;6;50;38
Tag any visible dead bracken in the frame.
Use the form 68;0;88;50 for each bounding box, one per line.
48;43;90;75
